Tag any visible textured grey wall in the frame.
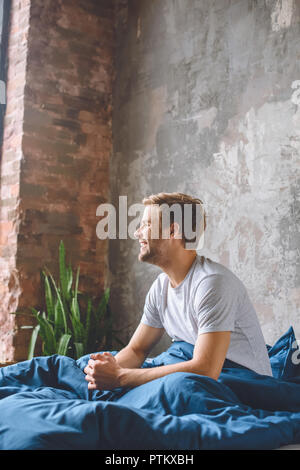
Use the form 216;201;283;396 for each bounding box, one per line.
110;0;300;354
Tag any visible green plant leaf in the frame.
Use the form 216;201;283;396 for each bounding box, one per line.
54;300;66;339
74;264;80;298
19;242;114;360
9;311;35;318
36;313;56;356
71;297;81;323
30;307;40;316
59;240;70;302
57;334;72;356
74;266;80;295
27;325;40;359
84;297;92;352
69;265;85;343
69;313;85;343
46;268;68;335
74;342;84;359
71;266;80;318
67;264;73;294
69;265;80;320
43;271;54;322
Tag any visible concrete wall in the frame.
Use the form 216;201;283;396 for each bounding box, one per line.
111;0;300;354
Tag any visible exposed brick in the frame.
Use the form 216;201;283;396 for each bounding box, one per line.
20;183;46;198
0;222;14;244
0;0;114;361
0;149;20;163
0;197;19;208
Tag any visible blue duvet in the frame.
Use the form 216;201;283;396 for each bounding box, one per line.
1;326;300;450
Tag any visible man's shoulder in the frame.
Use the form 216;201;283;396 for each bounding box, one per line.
192;255;245;292
156;272;169;289
149;272;168;293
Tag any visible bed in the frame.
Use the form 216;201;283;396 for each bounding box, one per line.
0;326;300;450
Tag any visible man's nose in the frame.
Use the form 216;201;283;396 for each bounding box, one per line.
134;227;140;239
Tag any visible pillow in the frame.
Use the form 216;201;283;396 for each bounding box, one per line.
267;326;300;379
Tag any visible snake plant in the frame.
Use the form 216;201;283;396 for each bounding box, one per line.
12;240;120;360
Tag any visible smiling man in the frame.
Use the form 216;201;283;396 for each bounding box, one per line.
84;192;272;391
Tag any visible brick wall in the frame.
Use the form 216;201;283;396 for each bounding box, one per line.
0;0;114;361
0;0;30;362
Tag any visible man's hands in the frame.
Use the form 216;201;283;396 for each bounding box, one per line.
84;352;124;391
83;324;164;391
83;330;231;391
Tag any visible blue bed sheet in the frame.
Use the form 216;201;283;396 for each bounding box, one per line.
0;326;300;450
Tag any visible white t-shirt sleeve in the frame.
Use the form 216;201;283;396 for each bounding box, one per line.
193;274;240;335
140;278;164;329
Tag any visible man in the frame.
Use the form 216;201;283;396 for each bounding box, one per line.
84;192;272;390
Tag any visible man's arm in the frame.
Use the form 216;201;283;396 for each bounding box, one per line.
84;330;230;390
118;331;230;387
113;323;165;368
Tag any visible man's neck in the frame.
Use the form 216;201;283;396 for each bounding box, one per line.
160;251;197;288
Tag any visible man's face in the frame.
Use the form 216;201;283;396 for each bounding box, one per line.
134;205;166;264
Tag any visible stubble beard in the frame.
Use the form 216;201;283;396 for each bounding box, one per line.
138;241;164;266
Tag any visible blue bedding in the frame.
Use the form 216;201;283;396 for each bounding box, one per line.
1;326;300;450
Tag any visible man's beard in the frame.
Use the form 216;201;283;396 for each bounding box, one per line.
138;241;163;265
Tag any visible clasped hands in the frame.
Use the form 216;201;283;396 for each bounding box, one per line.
84;352;123;390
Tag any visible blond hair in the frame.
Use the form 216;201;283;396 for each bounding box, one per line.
142;192;206;246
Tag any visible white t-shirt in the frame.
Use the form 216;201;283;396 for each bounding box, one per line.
141;255;272;376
